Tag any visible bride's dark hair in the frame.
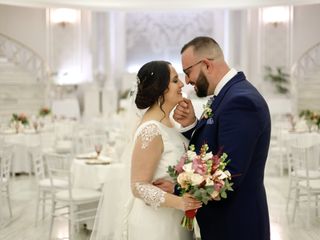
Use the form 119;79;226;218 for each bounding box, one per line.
135;60;171;109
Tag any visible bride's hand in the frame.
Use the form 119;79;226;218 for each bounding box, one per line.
180;193;202;211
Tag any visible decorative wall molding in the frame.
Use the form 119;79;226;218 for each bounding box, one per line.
291;42;320;112
125;11;215;71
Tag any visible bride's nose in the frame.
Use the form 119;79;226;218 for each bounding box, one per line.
179;80;184;88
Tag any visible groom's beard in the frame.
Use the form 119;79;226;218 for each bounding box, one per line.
195;70;209;97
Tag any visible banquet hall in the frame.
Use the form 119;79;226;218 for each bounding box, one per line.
1;0;320;239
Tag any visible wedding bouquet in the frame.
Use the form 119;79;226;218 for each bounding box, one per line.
39;107;51;117
167;144;233;231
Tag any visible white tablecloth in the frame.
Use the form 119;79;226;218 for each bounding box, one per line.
1;127;57;174
72;159;126;190
71;159;127;231
1;131;40;174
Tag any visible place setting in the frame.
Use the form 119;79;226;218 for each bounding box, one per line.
76;144;112;165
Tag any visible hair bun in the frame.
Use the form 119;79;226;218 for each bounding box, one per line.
135;61;171;109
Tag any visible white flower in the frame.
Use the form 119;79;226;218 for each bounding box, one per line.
202;152;213;161
187;150;197;160
224;170;231;178
182;162;194;173
212;169;223;179
190;173;204;186
177;172;192;188
218;170;230;180
205;177;214;186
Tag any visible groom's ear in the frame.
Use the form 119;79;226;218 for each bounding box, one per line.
203;59;214;73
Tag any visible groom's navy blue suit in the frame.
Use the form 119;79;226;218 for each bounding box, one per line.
183;72;271;240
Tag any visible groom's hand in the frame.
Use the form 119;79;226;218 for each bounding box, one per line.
173;98;196;127
153;179;174;194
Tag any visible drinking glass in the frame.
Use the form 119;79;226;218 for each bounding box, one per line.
94;144;103;158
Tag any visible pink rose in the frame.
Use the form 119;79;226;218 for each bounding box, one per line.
214;179;225;192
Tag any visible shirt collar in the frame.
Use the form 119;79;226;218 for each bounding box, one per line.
214;68;237;96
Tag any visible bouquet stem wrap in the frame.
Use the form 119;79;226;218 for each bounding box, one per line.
181;209;197;231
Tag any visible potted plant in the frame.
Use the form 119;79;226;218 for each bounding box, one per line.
264;66;290;94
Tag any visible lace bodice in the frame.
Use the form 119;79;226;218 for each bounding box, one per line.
133;120;188;180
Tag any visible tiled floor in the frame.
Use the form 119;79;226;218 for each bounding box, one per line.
0;166;320;240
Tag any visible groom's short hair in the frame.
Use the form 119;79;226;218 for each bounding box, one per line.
181;36;223;59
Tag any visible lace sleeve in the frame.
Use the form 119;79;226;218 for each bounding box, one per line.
134;182;166;209
131;122;165;209
137;123;161;149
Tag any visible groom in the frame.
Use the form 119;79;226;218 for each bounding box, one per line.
156;36;271;240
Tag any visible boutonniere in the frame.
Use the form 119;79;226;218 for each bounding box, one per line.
202;103;213;119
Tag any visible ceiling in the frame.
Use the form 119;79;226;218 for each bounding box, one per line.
0;0;320;10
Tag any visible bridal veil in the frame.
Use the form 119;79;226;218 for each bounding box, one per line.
90;85;144;240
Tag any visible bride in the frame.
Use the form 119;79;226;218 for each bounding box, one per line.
90;60;201;240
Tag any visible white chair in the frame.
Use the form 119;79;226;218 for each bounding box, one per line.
286;141;320;226
268;122;291;176
0;144;14;221
31;147;68;225
46;153;101;240
39;130;55;153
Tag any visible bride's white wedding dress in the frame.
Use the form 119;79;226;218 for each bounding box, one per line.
90;120;193;240
126;120;192;240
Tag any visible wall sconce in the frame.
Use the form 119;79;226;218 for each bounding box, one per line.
50;8;78;28
262;6;289;27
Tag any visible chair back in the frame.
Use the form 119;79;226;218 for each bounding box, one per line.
29;145;45;181
44;152;71;189
289;141;320;182
0;144;13;183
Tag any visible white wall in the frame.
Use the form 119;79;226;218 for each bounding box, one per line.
1;3;320;71
292;4;320;64
0;4;46;59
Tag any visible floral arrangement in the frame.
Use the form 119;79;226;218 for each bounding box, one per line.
11;113;29;126
167;144;234;230
299;109;320;129
39;107;51;117
202;103;213;119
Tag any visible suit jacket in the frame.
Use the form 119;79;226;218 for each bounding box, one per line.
183;72;271;240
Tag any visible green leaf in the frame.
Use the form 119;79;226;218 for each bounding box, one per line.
206;186;214;194
221;191;227;199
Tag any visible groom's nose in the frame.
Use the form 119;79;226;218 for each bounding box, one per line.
185;75;191;85
185;76;194;86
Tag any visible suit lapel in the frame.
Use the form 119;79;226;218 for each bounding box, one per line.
194;72;246;133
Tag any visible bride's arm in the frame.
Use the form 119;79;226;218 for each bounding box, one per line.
131;124;200;211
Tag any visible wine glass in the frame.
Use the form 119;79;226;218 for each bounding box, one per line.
33;121;39;132
94;144;103;158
